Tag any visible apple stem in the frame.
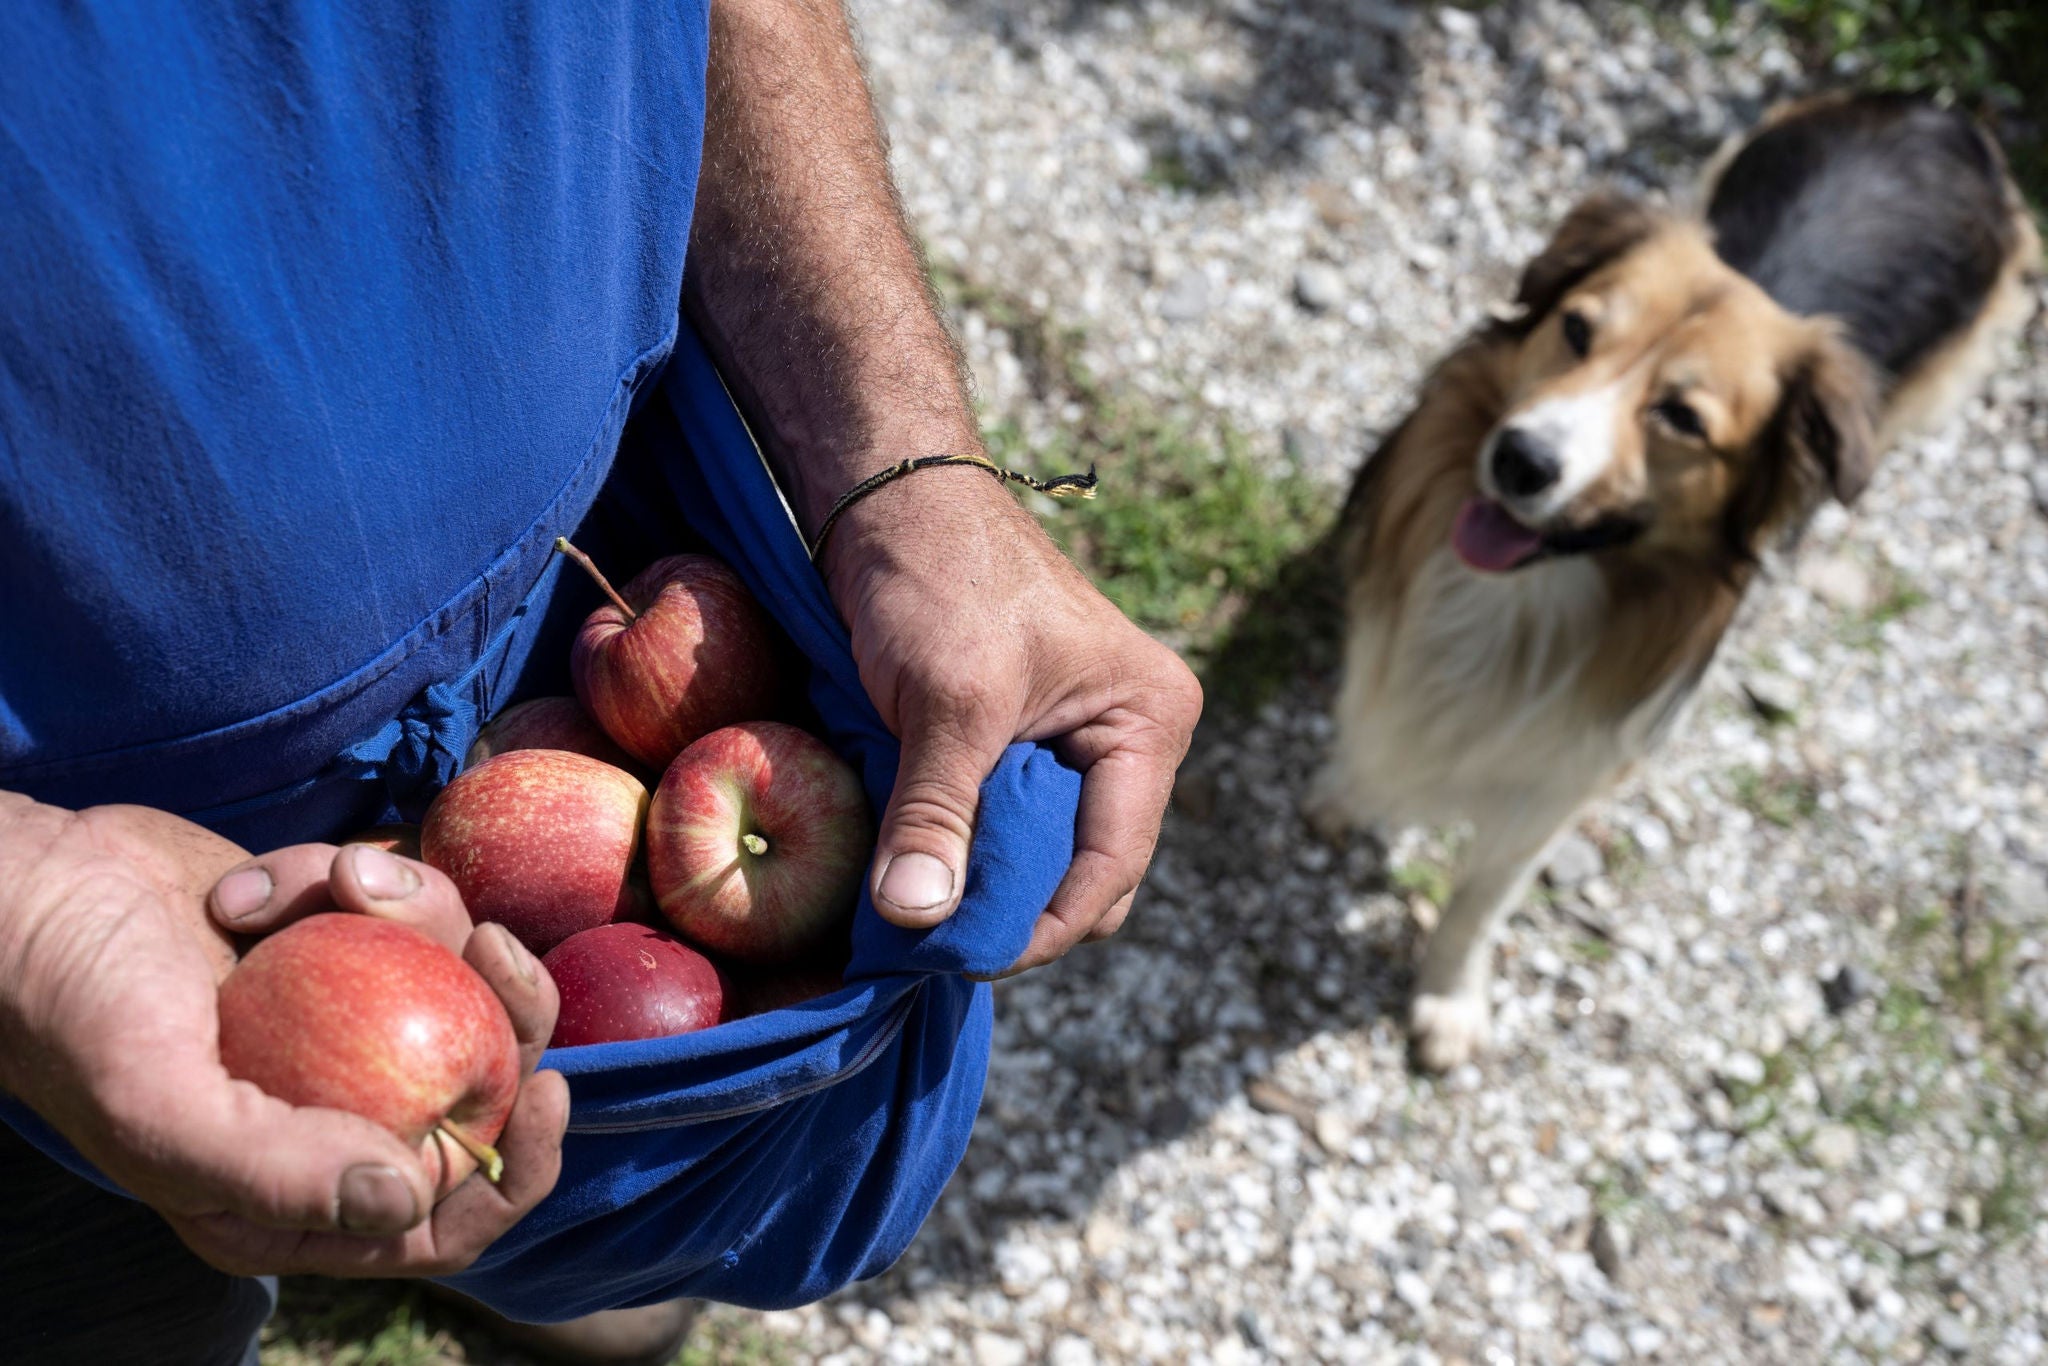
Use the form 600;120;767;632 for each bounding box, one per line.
741;832;769;857
437;1119;505;1184
553;537;638;622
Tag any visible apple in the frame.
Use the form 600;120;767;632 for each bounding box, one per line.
216;913;520;1192
646;721;871;965
466;696;641;775
421;749;648;956
541;923;725;1047
557;539;783;770
342;823;422;861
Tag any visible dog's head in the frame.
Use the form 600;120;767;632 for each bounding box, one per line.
1453;192;1879;574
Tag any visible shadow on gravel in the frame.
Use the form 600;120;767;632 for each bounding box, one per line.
935;0;1783;201
934;0;1426;188
846;512;1428;1300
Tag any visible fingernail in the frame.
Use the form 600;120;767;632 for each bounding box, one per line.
352;845;420;901
877;852;954;915
338;1164;419;1234
214;868;274;922
494;922;538;986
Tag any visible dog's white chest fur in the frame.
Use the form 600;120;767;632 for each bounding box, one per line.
1316;550;1674;840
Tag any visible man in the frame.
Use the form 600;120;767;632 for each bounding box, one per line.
0;1;1200;1362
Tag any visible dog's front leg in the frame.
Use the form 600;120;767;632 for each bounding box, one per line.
1409;812;1566;1071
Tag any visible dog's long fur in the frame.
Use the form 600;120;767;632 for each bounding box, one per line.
1311;95;2039;1070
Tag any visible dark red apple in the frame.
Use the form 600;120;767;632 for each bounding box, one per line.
541;922;725;1047
217;913;520;1194
421;749;648;956
646;721;871;965
466;696;640;775
557;539;782;770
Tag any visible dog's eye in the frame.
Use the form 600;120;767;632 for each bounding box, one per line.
1560;310;1593;357
1655;398;1706;439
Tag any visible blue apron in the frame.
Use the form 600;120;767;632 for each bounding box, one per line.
0;0;1079;1320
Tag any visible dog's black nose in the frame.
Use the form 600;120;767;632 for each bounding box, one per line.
1492;428;1562;498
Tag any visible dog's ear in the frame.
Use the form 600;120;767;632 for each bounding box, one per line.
1726;328;1882;558
1782;329;1881;507
1512;192;1660;323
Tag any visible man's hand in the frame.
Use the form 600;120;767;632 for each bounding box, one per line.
0;794;566;1278
821;468;1201;973
685;0;1202;972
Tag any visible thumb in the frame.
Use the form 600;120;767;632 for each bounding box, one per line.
99;1057;436;1240
872;710;1005;929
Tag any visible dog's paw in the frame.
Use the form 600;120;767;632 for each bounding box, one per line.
1300;768;1360;844
1409;991;1492;1072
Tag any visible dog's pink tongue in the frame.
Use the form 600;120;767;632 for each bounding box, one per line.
1452;497;1544;573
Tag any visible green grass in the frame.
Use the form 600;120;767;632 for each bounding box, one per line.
262;1285;792;1366
1390;857;1455;909
1841;577;1930;652
262;1282;460;1366
1587;1167;1646;1220
676;1313;796;1366
1600;828;1645;886
1729;764;1823;828
1760;0;2038;105
1573;937;1616;963
1717;1045;1802;1134
932;260;1339;710
1143;146;1224;196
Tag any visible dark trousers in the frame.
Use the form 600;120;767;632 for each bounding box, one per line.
0;1122;272;1365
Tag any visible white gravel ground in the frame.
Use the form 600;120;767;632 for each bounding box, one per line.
744;2;2048;1361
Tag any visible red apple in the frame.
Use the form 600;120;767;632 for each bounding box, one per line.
342;823;422;861
422;749;648;955
217;913;520;1194
466;696;641;775
646;721;871;965
541;922;725;1047
558;539;783;770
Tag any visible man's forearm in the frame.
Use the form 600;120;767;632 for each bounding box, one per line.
683;0;980;536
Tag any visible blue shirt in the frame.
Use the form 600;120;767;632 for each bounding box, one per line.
0;1;706;829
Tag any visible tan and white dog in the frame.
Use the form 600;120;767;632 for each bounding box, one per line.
1308;94;2039;1070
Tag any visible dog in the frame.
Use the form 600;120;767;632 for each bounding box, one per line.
1307;93;2040;1071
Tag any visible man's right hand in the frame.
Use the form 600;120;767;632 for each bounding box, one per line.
0;793;568;1277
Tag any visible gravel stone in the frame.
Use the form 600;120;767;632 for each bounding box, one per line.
1545;832;1605;889
1590;1214;1632;1283
1810;1123;1861;1171
1580;1322;1627;1363
1822;964;1878;1014
1156;270;1211;323
1628;1323;1668;1355
1293;263;1344;313
972;1333;1028;1366
1799;554;1874;612
1930;1312;1974;1355
1742;671;1801;723
1049;1336;1098;1366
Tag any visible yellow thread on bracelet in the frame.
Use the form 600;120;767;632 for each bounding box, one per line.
807;453;1098;561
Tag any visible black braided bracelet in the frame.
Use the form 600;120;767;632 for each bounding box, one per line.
807;452;1098;561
